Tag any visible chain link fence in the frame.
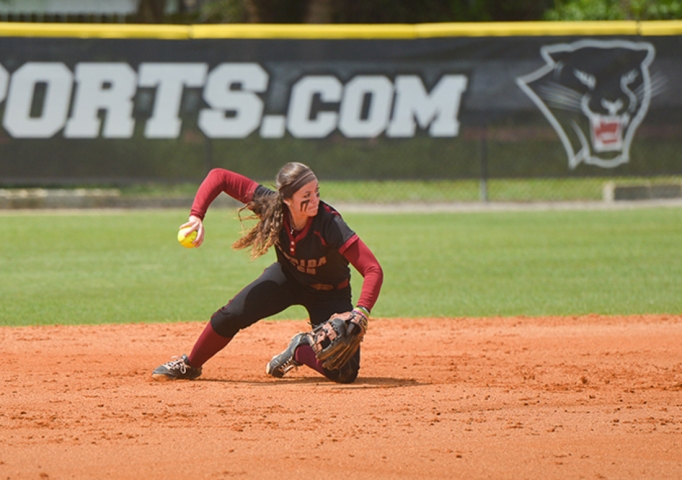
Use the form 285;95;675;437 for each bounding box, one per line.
1;24;682;207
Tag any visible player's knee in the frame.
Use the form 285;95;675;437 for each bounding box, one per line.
326;360;359;384
334;368;359;384
210;308;244;338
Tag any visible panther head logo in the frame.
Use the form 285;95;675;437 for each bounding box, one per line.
517;40;655;169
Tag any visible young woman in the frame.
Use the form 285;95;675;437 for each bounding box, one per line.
152;162;383;384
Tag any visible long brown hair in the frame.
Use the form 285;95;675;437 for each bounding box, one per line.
232;162;316;259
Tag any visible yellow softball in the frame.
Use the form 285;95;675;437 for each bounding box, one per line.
177;227;198;248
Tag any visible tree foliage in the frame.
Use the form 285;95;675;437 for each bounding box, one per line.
137;0;682;23
164;0;557;24
545;0;682;20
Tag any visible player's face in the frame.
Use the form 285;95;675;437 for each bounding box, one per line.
288;179;320;217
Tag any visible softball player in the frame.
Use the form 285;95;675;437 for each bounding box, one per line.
152;162;383;384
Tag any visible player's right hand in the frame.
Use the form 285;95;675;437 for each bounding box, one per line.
180;215;205;248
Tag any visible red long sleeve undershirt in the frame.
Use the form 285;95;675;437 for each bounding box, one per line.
342;238;383;312
190;168;258;220
190;168;383;312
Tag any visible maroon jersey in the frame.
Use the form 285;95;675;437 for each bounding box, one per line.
253;185;358;292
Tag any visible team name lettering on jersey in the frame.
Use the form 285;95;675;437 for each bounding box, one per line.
281;251;327;274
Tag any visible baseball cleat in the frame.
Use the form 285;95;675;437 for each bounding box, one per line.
266;332;309;378
152;354;202;381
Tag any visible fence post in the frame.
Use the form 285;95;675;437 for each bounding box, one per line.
204;136;213;172
479;126;489;203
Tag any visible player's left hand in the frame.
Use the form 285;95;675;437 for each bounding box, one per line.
310;307;369;371
347;308;369;337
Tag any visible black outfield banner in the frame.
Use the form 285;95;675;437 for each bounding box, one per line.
0;28;681;184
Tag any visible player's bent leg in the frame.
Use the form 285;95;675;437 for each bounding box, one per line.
302;297;358;382
281;341;360;383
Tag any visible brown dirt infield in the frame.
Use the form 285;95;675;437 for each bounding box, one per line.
2;315;681;479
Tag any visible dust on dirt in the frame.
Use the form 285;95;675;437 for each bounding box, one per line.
1;315;681;479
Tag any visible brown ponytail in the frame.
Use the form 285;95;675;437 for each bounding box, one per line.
232;162;316;259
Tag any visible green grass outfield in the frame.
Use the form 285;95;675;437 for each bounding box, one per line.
1;206;680;326
122;176;682;203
